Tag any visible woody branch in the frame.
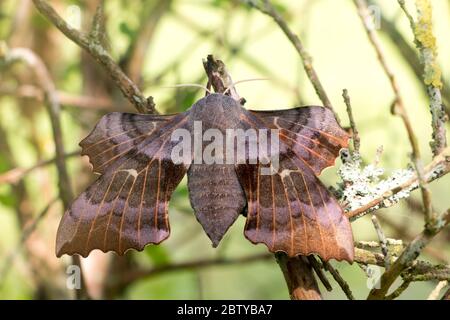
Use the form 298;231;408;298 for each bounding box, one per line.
0;46;89;299
31;0;156;114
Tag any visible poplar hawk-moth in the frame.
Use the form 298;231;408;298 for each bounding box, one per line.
56;93;354;262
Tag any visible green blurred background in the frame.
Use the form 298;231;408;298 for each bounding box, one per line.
0;0;449;299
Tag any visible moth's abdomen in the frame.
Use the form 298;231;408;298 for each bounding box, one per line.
187;164;246;247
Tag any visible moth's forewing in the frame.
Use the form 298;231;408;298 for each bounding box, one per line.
56;93;353;262
56;113;191;257
80;113;174;174
235;107;354;262
249;107;349;175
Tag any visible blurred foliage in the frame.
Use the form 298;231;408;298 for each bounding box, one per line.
0;0;449;299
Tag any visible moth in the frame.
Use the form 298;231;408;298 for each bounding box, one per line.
56;93;354;262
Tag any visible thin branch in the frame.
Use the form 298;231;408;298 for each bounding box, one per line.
1;46;88;299
443;288;450;300
354;246;450;279
366;0;450;113
354;0;433;224
307;256;333;292
321;259;355;300
114;246;447;291
401;262;450;282
342;89;360;154
2;48;73;206
385;280;411;300
427;280;448;300
0;151;80;186
118;253;273;288
398;0;448;156
31;0;155;114
170;10;299;97
371;215;390;269
377;214;448;263
0;197;58;288
355;239;404;251
367;209;450;299
355;246;449;291
241;0;334;112
88;0;105;43
202;54;242;102
345;146;450;221
0;85;120;110
121;0;172;83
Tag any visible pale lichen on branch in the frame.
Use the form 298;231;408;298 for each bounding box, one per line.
398;0;447;156
339;154;416;217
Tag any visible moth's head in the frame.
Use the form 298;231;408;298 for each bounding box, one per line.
204;92;241;108
188;93;243;125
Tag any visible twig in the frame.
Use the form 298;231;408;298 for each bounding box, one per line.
342;89;360;154
202;54;242;102
241;0;334;112
398;0;447;156
88;0;105;43
355;239;403;251
354;247;450;279
0;151;80;185
385;280;411;300
442;287;450;300
377;214;448;263
321;259;355;300
31;0;155;114
121;0;172;83
1;47;89;299
0;197;58;288
365;0;450;113
307;256;333;292
355;246;449;293
170;10;299;97
354;0;433;224
367;209;450;299
0;84;120;110
371;215;390;269
117;253;273;288
345;146;450;221
351;0;450;298
427;280;448;300
401;262;450;282
2;49;73;205
112;245;448;293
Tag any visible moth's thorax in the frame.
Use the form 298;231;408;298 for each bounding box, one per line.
189;93;243;129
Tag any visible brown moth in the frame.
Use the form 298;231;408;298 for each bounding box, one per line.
56;93;354;261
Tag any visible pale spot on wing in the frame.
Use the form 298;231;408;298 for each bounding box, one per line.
273;117;281;129
151;122;158;129
119;169;138;179
279;169;300;179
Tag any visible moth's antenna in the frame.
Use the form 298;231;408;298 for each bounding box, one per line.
223;78;269;95
159;84;212;94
